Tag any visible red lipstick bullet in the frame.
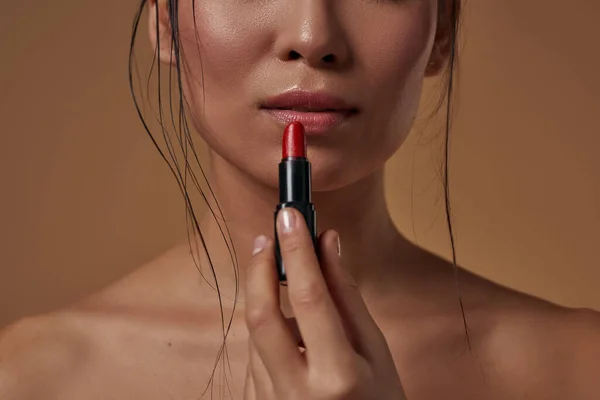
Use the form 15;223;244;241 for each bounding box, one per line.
275;121;317;282
282;121;307;159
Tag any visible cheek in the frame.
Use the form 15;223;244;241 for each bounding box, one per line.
177;2;269;96
174;2;274;160
359;4;435;110
347;5;436;161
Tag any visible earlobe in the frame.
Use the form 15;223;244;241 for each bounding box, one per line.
425;0;459;77
425;48;445;77
147;0;176;65
425;37;451;76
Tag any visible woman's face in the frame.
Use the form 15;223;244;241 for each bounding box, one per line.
152;0;446;191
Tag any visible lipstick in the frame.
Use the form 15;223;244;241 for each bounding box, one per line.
275;121;317;282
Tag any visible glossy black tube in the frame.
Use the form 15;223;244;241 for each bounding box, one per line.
274;157;317;282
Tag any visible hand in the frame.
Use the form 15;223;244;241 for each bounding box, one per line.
243;208;407;400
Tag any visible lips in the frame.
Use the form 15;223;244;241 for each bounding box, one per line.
271;107;344;112
260;90;359;133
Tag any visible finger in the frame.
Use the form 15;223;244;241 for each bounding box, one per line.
276;208;354;367
243;363;256;400
285;317;305;349
245;235;305;386
248;338;274;399
318;230;391;361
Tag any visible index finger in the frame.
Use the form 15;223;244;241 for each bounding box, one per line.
245;236;305;386
276;208;354;367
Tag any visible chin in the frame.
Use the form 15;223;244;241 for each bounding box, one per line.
308;152;382;193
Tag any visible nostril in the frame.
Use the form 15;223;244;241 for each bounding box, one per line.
323;54;335;63
286;51;337;64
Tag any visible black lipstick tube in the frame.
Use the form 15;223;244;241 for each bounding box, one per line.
274;156;317;282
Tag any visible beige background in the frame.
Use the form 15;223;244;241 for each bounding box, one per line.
1;1;598;328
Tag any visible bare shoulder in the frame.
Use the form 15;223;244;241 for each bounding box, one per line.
477;283;600;399
0;243;240;400
0;311;93;399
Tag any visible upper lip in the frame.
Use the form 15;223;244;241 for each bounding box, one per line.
261;90;358;112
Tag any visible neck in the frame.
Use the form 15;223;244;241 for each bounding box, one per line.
195;150;416;299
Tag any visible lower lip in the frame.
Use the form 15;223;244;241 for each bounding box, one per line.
261;108;356;134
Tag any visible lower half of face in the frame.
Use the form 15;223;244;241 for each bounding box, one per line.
173;0;438;192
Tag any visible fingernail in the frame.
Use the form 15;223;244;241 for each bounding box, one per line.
335;233;341;257
252;235;269;255
277;208;297;234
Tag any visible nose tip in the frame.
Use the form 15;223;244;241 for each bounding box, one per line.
275;6;350;69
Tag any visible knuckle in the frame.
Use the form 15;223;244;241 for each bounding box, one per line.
279;233;305;255
245;304;275;333
246;253;263;275
291;280;326;308
341;269;359;289
319;366;362;399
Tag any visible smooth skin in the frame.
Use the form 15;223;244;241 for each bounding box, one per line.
1;0;600;399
